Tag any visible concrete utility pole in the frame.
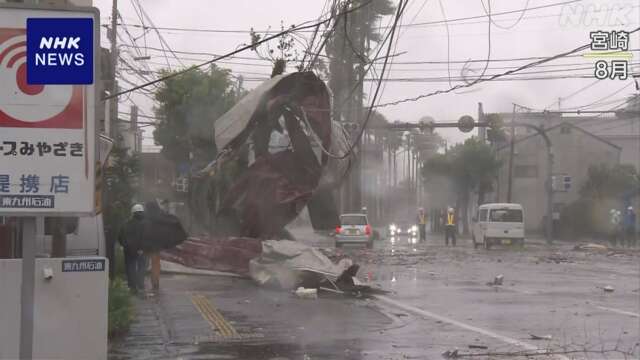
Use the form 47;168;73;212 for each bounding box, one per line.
352;4;365;213
109;0;118;140
478;102;486;143
236;75;244;100
506;104;516;203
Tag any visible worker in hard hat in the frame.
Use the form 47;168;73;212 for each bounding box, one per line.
444;207;457;247
609;208;622;247
623;206;636;248
416;207;427;242
118;204;147;294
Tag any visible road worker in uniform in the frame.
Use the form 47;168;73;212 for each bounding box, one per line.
416;208;427;242
444;207;456;247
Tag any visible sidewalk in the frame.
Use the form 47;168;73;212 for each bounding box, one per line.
108;273;394;360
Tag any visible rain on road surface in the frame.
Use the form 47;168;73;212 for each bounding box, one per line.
109;228;640;360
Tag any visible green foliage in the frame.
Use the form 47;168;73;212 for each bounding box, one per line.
616;94;639;118
114;244;127;278
559;164;639;238
326;0;395;120
580;163;640;200
153;66;237;165
103;145;140;243
485;113;507;144
424;137;502;196
108;278;132;338
423;137;502;232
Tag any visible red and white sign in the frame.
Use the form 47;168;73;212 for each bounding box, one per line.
0;29;84;129
0;7;97;216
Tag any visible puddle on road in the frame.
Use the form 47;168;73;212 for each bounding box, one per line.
194;340;366;360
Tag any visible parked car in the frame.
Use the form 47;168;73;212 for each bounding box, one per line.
388;221;418;238
335;213;373;248
472;203;525;249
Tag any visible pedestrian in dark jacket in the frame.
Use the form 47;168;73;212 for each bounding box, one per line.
118;204;146;294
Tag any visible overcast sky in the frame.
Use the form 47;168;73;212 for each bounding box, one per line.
93;0;640;145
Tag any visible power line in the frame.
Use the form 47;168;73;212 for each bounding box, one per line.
134;0;185;68
373;25;640;108
114;0;583;34
480;0;530;30
130;42;640;66
405;0;581;28
543;79;600;109
104;0;373;100
437;0;452;87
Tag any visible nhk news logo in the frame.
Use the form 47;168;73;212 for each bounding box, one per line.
27;18;94;85
0;18;93;129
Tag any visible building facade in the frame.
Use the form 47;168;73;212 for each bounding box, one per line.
496;122;621;232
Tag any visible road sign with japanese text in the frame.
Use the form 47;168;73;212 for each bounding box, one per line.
0;5;99;215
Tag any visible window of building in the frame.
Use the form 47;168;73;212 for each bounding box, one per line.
552;174;572;192
514;165;538;178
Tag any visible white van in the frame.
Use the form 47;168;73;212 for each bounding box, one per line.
472;203;525;249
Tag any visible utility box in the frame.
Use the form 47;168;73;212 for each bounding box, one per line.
0;257;108;360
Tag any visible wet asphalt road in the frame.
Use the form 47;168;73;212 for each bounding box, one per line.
109;227;640;360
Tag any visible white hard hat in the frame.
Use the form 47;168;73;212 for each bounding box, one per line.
447;207;454;213
131;204;144;213
628;206;633;211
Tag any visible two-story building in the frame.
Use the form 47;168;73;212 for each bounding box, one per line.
495;122;621;232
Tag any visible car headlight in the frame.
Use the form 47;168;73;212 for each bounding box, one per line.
389;224;396;231
411;225;418;231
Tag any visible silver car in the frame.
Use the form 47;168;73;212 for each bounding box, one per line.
335;213;373;248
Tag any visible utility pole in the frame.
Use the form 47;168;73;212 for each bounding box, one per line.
478;102;486;143
507;104;516;203
236;75;244;100
353;3;365;213
109;0;118;141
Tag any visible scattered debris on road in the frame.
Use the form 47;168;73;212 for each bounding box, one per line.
486;274;504;286
442;349;459;358
295;287;318;299
530;334;553;340
597;285;615;293
249;240;387;297
573;243;608;252
494;274;504;285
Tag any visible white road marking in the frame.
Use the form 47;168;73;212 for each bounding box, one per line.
595;305;640;318
374;295;570;360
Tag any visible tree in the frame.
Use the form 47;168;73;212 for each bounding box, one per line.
559;164;639;238
326;0;395;123
153;65;238;168
103;145;140;278
580;163;639;200
423;137;502;234
485;113;507;145
615;94;640;119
